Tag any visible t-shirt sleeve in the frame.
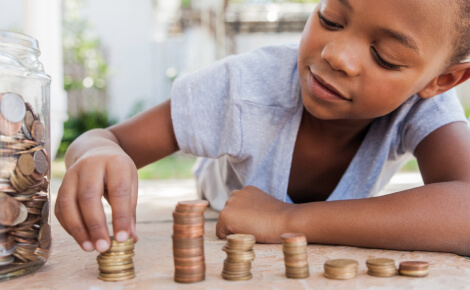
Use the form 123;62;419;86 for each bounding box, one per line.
401;89;468;154
170;57;242;158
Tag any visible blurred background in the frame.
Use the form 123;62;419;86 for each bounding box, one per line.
0;0;469;180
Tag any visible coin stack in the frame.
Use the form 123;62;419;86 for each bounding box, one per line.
172;200;209;283
281;233;309;279
324;259;359;280
366;258;397;277
399;261;429;277
221;234;256;281
97;236;136;282
0;92;50;267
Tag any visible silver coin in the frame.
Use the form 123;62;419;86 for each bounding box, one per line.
1;93;26;123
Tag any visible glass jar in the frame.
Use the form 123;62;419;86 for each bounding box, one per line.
0;31;51;281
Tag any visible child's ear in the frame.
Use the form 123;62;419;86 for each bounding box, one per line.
418;63;470;99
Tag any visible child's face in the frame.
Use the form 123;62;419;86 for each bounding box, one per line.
298;0;456;121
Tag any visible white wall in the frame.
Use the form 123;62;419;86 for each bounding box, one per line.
82;0;158;121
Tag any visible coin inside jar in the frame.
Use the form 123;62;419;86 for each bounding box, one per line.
17;154;35;176
31;120;45;142
0;93;26;123
33;150;48;175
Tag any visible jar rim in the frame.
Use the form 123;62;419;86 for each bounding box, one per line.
0;30;39;53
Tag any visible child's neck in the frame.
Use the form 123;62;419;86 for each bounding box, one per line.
302;109;373;146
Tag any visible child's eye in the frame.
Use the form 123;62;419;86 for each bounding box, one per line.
318;12;343;30
371;47;402;70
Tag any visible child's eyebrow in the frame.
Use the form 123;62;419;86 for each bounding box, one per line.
381;28;420;54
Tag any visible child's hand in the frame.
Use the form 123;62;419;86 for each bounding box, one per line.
55;145;138;253
216;185;294;243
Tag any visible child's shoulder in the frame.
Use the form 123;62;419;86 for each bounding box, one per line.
227;44;299;71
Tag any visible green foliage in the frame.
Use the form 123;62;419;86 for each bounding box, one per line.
57;111;116;158
63;0;108;91
138;154;197;179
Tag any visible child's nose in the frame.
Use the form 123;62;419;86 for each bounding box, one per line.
321;39;362;77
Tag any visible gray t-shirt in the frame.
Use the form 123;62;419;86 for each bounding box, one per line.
171;45;467;211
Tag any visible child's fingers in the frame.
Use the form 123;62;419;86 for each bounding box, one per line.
55;173;93;251
130;176;138;242
105;161;134;243
77;167;110;252
215;210;231;239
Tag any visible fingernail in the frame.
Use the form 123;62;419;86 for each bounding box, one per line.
115;231;129;242
96;239;109;252
82;241;94;252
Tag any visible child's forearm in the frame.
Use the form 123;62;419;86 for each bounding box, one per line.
288;181;470;256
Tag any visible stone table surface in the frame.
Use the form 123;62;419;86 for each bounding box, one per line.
2;176;470;290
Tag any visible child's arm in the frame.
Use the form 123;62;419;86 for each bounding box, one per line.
55;99;179;252
216;121;470;256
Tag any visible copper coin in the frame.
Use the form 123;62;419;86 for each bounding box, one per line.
38;223;51;249
173;247;204;258
17;154;35;176
399;261;429;271
0;194;22;226
281;233;307;245
33;150;48;175
24;110;35;130
31;121;45;142
172;236;204;249
0;114;22;136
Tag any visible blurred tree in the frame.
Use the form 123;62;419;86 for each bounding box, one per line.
63;0;109;116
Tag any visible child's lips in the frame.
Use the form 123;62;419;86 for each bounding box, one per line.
308;71;351;102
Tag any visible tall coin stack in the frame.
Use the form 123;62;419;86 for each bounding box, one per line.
281;233;309;279
97;236;135;282
0;92;50;268
366;258;397;277
324;259;359;280
221;234;256;281
172;200;209;284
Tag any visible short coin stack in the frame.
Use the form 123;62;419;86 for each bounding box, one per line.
366;258;397;277
97;236;135;282
221;234;256;281
324;259;359;280
399;261;429;277
281;233;309;279
172;200;209;284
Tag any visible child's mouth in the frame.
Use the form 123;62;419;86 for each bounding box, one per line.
308;71;351;102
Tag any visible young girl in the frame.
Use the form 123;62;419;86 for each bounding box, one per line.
56;0;470;256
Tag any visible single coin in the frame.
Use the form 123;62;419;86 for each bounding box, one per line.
17;154;35;176
177;200;209;209
281;233;307;244
38;224;52;249
24;111;35;130
0;93;26;123
173;247;204;258
221;272;252;281
366;258;396;266
33;150;48;175
98;273;136;282
324;259;359;269
0;194;22;226
31;121;45;142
